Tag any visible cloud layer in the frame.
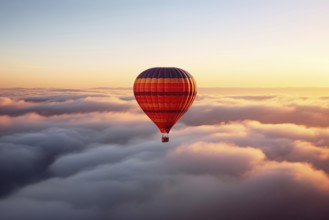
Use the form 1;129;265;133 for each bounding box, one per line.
1;88;329;220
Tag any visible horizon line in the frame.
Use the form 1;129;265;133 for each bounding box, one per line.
2;86;329;90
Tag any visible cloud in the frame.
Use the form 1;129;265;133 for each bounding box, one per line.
1;88;329;220
23;94;107;103
0;88;136;117
0;198;99;220
0;98;134;116
167;142;265;177
0;110;156;197
182;95;329;127
174;120;329;173
0;127;90;197
2;141;329;220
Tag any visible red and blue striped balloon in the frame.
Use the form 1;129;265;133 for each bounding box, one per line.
133;67;197;142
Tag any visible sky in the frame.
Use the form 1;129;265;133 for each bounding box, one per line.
1;0;329;88
1;1;329;220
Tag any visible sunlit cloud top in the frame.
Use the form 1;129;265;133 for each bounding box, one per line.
2;87;329;219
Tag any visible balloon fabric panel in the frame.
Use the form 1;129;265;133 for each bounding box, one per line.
134;67;197;142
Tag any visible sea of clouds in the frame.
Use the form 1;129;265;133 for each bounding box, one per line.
1;87;329;220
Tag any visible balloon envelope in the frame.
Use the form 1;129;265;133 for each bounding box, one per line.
133;67;197;142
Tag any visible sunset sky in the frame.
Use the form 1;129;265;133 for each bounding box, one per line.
1;1;329;220
1;0;329;88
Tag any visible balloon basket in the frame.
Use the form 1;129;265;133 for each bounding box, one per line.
161;133;169;143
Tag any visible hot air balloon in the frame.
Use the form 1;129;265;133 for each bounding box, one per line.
133;67;197;142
